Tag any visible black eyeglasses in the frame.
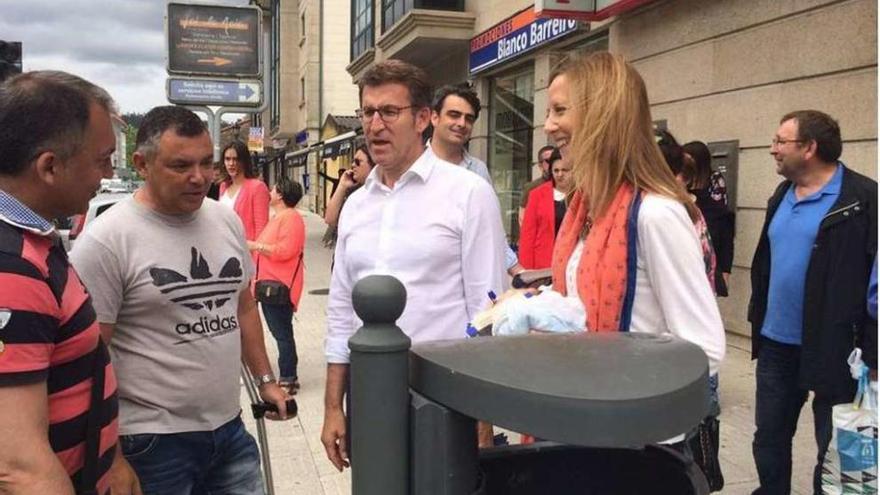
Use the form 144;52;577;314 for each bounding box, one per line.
356;105;414;123
771;137;806;147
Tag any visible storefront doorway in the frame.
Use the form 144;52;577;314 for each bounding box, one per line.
489;65;535;243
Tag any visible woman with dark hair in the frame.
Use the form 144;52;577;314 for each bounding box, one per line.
683;140;735;296
655;128;716;290
322;144;376;259
324;144;375;231
219;141;270;245
519;148;572;269
249;178;306;393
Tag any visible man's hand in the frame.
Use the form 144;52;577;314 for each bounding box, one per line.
321;407;349;471
259;382;291;421
108;448;142;495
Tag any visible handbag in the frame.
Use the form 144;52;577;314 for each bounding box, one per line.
255;251;302;306
821;349;877;495
687;416;725;492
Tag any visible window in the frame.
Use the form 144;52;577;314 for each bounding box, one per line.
489;65;535;242
381;0;411;32
270;0;281;130
351;0;374;61
300;77;306;106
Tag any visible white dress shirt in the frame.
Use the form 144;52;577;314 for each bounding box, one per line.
325;148;509;364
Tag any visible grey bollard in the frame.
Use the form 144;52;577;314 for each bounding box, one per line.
349;275;411;495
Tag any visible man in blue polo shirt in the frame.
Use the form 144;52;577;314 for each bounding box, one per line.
749;110;877;495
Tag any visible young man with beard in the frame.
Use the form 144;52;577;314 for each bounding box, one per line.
428;83;524;277
71;106;290;495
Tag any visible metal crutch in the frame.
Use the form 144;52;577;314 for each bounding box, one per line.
241;363;276;495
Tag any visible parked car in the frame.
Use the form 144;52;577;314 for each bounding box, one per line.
60;193;130;251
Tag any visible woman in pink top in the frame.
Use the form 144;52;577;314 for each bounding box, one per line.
219;141;270;242
249;178;306;392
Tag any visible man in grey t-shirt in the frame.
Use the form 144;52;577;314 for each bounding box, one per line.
72;106;289;495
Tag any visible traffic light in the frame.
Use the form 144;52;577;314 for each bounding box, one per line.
0;41;22;83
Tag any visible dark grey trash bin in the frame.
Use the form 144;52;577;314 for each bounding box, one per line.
409;332;711;495
347;276;711;495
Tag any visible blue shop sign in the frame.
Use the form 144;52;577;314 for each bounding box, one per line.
469;8;579;75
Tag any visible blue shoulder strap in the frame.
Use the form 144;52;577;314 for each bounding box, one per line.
619;190;643;332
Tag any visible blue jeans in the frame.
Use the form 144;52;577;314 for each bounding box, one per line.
261;301;298;382
752;337;833;495
120;416;265;495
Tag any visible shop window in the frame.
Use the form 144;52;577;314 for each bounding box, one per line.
489;65;535;243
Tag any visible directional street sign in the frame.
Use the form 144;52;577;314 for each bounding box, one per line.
167;3;261;77
167;78;262;106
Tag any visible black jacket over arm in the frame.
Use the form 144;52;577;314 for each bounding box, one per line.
749;165;877;400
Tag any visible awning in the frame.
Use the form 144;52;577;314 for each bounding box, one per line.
321;131;358;159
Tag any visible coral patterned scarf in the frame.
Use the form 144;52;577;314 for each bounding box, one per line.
551;183;642;332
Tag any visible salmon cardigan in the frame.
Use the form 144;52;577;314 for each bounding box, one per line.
519;181;558;269
220;178;270;241
254;209;306;309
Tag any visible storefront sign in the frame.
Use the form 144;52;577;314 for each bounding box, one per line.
247;127;264;153
535;0;657;21
470;7;578;75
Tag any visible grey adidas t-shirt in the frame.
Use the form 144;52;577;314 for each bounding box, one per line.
71;197;254;435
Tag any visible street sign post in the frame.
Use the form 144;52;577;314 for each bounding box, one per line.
167;3;261;77
167;77;262;106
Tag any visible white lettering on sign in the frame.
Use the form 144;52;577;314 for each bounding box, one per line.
497;33;529;60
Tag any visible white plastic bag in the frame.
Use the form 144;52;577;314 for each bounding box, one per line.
491;289;586;336
821;348;878;495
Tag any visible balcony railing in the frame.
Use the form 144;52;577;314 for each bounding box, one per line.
382;0;465;32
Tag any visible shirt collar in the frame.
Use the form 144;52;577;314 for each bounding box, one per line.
364;147;434;192
0;189;56;236
426;139;469;168
821;162;844;195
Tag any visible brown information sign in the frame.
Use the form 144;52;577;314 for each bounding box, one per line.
167;3;261;77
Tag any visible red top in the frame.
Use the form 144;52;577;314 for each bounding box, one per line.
0;225;118;494
254;209;306;309
519;181;557;269
220;178;270;242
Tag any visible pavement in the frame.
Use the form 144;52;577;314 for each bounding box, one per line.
240;210;818;495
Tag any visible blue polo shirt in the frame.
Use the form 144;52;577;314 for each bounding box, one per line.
761;164;843;345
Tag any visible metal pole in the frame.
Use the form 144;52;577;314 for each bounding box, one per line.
241;363;275;495
349;275;412;495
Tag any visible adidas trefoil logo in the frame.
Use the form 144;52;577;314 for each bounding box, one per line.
149;247;243;311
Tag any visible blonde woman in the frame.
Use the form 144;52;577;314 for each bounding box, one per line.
545;52;725;447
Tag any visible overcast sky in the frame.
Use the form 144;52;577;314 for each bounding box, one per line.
1;0;245;115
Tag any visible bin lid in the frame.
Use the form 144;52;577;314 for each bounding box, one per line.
409;332;709;448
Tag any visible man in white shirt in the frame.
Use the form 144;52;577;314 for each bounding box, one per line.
428;84;524;276
321;60;508;470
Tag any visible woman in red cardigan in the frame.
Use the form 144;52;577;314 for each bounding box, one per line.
519;149;572;269
219;140;270;243
249;178;306;393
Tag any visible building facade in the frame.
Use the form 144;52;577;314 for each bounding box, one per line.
253;0;360;209
345;0;877;337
